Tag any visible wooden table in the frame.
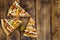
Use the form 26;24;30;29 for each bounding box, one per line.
0;0;60;40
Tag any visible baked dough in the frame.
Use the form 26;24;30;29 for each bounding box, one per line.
7;1;30;18
1;19;22;35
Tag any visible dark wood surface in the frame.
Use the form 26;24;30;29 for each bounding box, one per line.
0;0;60;40
36;0;52;40
52;0;60;40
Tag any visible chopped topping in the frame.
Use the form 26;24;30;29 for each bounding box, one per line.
10;4;16;10
19;13;26;17
25;30;29;32
23;32;37;37
29;31;37;34
7;27;12;32
16;10;19;15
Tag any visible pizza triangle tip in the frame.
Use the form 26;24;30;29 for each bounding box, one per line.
23;17;37;38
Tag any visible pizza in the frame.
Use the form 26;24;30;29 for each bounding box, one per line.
1;1;37;38
7;1;30;18
1;19;22;35
27;17;35;26
23;17;37;37
7;19;22;28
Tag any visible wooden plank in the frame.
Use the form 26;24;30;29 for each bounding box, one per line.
0;0;7;40
52;0;60;40
0;0;7;19
36;0;40;40
36;0;52;40
0;28;6;40
20;0;36;40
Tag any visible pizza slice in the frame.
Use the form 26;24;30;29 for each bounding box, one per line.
1;19;22;35
27;17;35;26
1;19;13;35
23;17;37;37
7;1;30;18
23;26;37;37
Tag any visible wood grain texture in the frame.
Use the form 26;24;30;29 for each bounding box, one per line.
20;0;36;40
0;0;7;19
36;0;52;40
36;0;40;40
0;0;8;40
1;0;60;40
52;0;60;40
0;28;6;40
